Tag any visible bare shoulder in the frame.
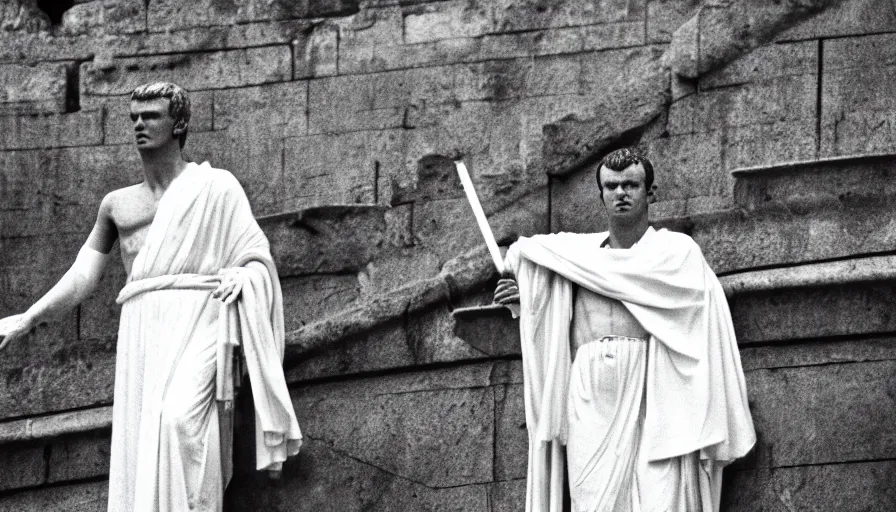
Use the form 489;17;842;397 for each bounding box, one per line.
99;183;148;222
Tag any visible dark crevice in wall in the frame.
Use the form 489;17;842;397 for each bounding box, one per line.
65;61;85;113
715;247;896;278
36;0;74;26
815;38;824;156
738;330;896;350
373;161;380;203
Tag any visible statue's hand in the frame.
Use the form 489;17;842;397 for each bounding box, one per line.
212;267;250;305
493;278;520;305
0;314;35;350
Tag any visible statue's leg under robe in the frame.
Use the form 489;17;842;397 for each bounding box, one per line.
110;289;224;512
566;336;704;512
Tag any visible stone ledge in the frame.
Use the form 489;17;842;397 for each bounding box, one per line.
0;406;111;445
720;254;896;297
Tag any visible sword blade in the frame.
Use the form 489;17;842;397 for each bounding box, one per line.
454;161;506;275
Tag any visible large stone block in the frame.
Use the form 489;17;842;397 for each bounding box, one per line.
0;442;46;491
293;365;498;488
402;0;645;44
226;440;491;511
340;20;644;74
0;110;104;150
549;162;609;234
643;131;727;199
699;40;817;91
81;46;292;96
494;384;527;481
213;81;307;136
0;144;142;237
668;74;817;136
260;205;387;276
412;198;483;265
740;336;896;372
47;431;111;483
743;359;896;469
280;274;360;334
0;332;116;418
285;319;411;382
147;0;358;32
0;480;108;512
0;62;69;115
282;130;406;210
723;461;896;511
821;33;896;156
732;284;896;344
490;479;527;512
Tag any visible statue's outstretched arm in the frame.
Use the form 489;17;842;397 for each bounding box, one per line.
0;196;116;349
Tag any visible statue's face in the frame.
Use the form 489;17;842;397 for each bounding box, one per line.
130;98;179;149
598;163;650;222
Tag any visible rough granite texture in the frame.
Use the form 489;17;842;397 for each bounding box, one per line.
1;0;895;509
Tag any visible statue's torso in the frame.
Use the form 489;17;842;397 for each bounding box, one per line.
571;285;648;353
107;184;161;275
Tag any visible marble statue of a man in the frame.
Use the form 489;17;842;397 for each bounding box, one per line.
494;148;756;512
0;82;302;511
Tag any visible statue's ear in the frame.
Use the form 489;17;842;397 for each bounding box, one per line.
647;184;658;204
172;119;188;136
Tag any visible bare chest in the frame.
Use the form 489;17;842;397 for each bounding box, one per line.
109;191;160;272
570;286;649;348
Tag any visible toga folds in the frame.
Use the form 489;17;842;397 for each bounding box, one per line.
506;227;756;512
109;162;302;511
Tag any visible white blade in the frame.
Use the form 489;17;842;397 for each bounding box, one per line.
454;161;506;275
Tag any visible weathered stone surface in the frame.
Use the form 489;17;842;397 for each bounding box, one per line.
360;251;442;295
494;384;527;481
490;478;527;512
78;256;126;340
643;131;728;199
0;332;115;418
261;205;387;276
282;129;405;210
214;80;307;136
402;0;645;44
700;40;817;91
690;154;896;272
647;0;700;44
732;284;896;344
341;20;645;74
549;161;609;234
285;319;411;383
821;33;896;156
778;0;896;41
743;359;896;469
544;46;669;175
0;62;69;114
294;21;339;78
0;144;142;238
740;336;896;372
47;431;111;483
0;442;46;491
81;46;292;96
294;365;496;488
0;110;104;150
280;274;360;334
407;304;485;363
0;480;107;512
668;0;837;79
723;461;896;511
147;0;358;32
0;1;50;33
87;89;213;146
225;440;491;511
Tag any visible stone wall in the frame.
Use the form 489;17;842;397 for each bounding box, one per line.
0;0;895;509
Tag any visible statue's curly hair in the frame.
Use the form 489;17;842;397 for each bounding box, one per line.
596;147;654;191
